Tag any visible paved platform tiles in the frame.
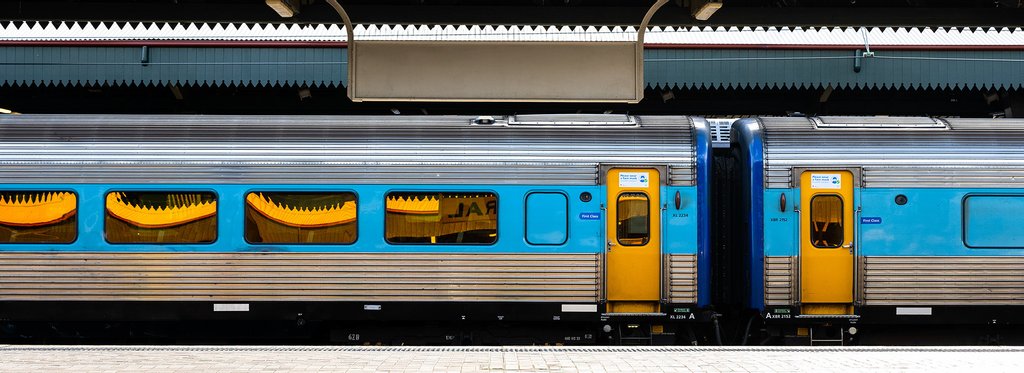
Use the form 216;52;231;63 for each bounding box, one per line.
0;346;1022;373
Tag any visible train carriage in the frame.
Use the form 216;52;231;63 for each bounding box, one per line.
0;114;712;344
732;116;1024;345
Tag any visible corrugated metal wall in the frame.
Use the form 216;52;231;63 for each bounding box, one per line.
1;46;1021;89
646;49;1024;90
0;114;697;186
0;46;346;87
0;252;602;302
758;116;1024;189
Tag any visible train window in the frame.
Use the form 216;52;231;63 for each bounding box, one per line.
963;195;1024;248
385;192;497;244
105;191;217;244
616;192;649;246
525;192;568;245
0;191;77;244
810;195;844;248
245;192;357;244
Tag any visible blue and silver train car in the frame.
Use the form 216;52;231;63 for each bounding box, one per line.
0;114;711;344
732;116;1024;344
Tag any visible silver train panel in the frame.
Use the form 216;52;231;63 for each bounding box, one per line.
765;256;1024;307
764;256;795;306
862;256;1024;306
0;252;601;302
0;114;696;186
666;254;697;304
758;117;1024;188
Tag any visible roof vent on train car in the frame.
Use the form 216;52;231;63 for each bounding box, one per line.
471;116;498;125
811;116;950;130
507;114;639;127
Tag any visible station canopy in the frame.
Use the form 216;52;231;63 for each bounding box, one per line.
2;21;1023;93
2;0;1023;28
5;2;1023;102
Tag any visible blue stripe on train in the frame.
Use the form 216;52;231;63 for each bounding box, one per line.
762;187;1024;257
732;119;766;311
0;184;701;257
694;120;713;307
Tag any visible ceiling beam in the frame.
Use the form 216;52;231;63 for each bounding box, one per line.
1;1;1022;27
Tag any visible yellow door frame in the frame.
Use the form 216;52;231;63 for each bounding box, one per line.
797;169;857;315
604;167;662;313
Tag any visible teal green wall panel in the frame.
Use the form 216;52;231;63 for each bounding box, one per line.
0;46;347;87
2;46;1021;90
644;49;1024;90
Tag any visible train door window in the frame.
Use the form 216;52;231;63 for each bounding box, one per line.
245;191;357;244
963;195;1024;248
616;192;649;246
0;191;77;244
105;191;217;244
810;195;844;248
385;192;497;244
525;192;568;245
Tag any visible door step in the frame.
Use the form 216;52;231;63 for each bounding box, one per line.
617;324;653;346
809;326;846;346
795;314;860;319
602;312;667;317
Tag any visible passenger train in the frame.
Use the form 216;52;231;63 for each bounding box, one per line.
0;114;1020;345
729;116;1024;345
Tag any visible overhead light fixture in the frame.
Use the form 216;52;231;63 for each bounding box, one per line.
819;85;834;103
266;0;300;18
691;0;723;21
661;90;676;103
169;85;184;101
984;92;1000;104
0;108;19;115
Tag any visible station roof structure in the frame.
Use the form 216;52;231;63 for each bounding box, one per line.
2;22;1023;91
2;0;1023;28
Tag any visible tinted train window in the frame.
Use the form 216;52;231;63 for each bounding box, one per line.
245;192;357;244
0;191;77;244
810;195;843;248
105;191;217;244
385;192;497;244
616;192;649;246
525;192;568;245
963;195;1024;248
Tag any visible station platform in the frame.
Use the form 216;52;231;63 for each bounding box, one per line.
1;345;1022;372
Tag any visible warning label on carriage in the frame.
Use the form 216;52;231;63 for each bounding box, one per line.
810;173;841;189
618;172;650;188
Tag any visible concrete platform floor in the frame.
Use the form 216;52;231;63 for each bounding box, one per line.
0;345;1022;372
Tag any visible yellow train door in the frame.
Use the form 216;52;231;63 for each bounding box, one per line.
799;170;855;315
605;168;661;314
